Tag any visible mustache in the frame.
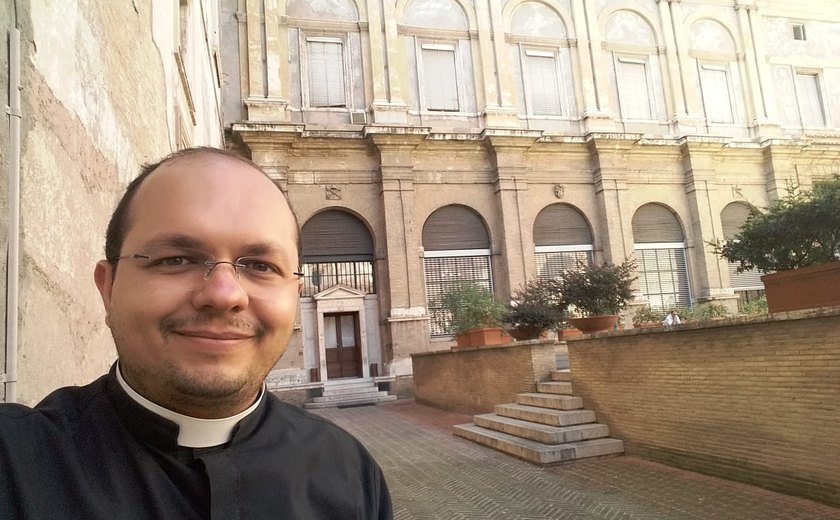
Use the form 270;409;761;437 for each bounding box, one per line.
159;313;267;341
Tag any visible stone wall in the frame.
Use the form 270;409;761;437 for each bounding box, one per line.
411;341;557;415
567;308;840;507
2;1;222;405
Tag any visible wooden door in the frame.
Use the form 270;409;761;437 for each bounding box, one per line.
324;312;362;379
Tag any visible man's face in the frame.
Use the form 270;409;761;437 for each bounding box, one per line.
94;155;301;418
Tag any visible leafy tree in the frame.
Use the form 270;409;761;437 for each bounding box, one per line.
558;259;637;317
711;176;840;273
506;278;566;333
440;283;507;334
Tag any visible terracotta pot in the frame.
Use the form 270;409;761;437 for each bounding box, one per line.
454;326;512;348
761;261;840;313
556;327;583;340
568;315;619;334
508;325;546;341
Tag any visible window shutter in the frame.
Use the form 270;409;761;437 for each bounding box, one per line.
525;52;561;116
796;73;825;127
308;40;346;107
632;204;684;243
422;46;459;111
301;210;373;262
635;247;692;311
617;58;651;120
422;206;489;250
721;202;764;290
700;65;733;124
533;204;592;246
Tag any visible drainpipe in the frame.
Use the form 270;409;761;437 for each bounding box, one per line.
5;26;21;403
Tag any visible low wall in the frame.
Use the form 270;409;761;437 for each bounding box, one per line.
567;307;840;507
411;340;556;415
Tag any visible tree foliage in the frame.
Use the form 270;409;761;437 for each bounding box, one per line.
506;278;566;332
440;283;507;333
711;176;840;273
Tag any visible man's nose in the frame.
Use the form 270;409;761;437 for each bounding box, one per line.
192;263;249;310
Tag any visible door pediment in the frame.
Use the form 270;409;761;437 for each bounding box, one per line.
313;284;367;301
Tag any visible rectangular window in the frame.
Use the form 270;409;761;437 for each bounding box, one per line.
424;255;492;336
307;38;346;107
617;58;652;120
795;73;826;128
699;64;734;124
635;247;691;311
525;50;562;116
792;23;806;41
421;45;459;111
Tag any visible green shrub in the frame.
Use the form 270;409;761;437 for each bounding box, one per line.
440;283;507;334
695;303;730;320
739;296;768;316
506;279;565;333
558;258;637;317
632;305;661;324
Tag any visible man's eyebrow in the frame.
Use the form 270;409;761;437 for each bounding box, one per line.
142;234;206;251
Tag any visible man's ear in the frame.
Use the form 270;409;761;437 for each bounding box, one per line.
94;260;115;325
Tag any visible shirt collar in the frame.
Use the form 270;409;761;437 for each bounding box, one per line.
116;364;265;448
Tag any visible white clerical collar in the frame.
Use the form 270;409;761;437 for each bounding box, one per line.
116;364;264;448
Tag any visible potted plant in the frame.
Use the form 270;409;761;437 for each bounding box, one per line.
557;258;637;333
506;278;565;340
632;305;662;328
440;283;510;348
711;176;840;313
695;303;730;321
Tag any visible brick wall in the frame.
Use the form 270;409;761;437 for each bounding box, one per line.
411;341;556;415
568;307;840;507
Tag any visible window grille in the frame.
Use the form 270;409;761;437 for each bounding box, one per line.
300;261;374;297
424;255;492;336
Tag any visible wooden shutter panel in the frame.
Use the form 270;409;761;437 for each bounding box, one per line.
308;40;345;107
422;206;489;250
617;58;651;120
301;210;373;261
422;46;459;111
633;204;684;243
700;65;733;124
533;204;592;246
526;52;561;116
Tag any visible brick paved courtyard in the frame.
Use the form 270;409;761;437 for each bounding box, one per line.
313;400;840;520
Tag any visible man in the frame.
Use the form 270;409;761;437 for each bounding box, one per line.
0;147;392;519
663;309;681;326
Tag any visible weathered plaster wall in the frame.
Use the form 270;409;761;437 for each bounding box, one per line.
3;0;223;405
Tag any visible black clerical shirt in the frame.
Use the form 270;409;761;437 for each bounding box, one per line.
0;366;392;519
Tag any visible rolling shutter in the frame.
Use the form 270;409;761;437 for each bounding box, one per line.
632;204;684;243
422;45;459;111
721;202;764;289
422;206;489;251
308;39;346;107
617;58;652;120
534;204;592;246
301;210;373;262
525;51;561;116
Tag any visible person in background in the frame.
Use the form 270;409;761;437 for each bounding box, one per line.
663;308;682;326
0;147;392;519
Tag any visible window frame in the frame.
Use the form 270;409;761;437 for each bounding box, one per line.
698;62;735;125
793;70;828;129
614;54;656;122
416;41;465;113
792;23;806;41
520;47;566;117
300;33;353;110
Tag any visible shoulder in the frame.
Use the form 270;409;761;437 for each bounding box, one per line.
0;375;110;437
263;394;371;452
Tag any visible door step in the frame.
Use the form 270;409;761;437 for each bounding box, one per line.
304;378;396;409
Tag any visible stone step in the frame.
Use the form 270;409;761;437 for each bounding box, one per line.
516;393;582;410
551;369;572;382
536;381;574;395
322;385;379;396
310;390;390;403
495;403;596;427
303;394;396;409
322;378;376;390
453;424;624;465
473;414;610;445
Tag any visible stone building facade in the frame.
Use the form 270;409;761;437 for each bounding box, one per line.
221;0;840;394
1;0;223;404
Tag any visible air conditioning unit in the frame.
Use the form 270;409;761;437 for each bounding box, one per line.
350;111;368;125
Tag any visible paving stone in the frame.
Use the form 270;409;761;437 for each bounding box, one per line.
313;399;840;520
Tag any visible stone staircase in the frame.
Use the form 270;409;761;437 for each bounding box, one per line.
304;377;397;409
453;369;624;464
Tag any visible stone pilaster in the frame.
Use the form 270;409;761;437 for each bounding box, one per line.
243;0;288;121
484;129;542;296
370;0;409;124
578;0;615;132
736;1;780;138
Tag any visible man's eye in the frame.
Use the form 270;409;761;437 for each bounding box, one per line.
240;259;280;274
155;256;195;267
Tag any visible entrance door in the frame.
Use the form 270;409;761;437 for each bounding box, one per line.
324;312;362;379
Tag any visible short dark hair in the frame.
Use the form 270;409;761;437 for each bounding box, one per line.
104;146;300;264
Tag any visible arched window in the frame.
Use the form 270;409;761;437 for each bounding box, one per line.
422;205;492;336
689;19;743;128
604;10;664;122
404;0;474;114
721;201;764;302
533;203;593;280
632;204;691;310
287;0;363;114
300;209;374;296
508;2;575;120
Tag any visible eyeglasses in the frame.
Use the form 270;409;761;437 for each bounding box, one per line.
111;246;303;297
